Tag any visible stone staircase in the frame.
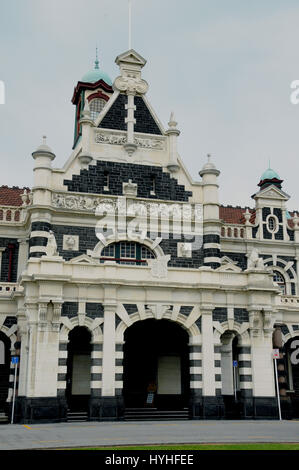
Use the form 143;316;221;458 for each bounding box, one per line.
0;412;8;424
124;407;190;421
66;410;88;422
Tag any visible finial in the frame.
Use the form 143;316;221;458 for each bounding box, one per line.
42;135;47;145
207;153;211;162
94;46;99;70
168;111;177;128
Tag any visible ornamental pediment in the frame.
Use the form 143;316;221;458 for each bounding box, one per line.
216;256;242;273
254;185;290;201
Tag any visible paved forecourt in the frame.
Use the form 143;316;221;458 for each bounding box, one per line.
0;420;299;450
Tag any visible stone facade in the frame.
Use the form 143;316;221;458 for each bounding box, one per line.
0;49;299;423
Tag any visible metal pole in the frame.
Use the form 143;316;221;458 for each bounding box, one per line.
274;358;282;421
11;361;17;424
233;364;237;401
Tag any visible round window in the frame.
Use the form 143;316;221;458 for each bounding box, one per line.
267;216;277;232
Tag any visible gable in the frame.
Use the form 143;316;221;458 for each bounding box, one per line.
98;94;162;135
64;160;192;202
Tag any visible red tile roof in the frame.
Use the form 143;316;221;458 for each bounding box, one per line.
0;186;31;207
220;206;256;225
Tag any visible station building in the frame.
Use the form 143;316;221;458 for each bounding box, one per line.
0;49;298;423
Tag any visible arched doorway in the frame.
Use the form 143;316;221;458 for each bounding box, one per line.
66;327;91;412
220;331;242;418
284;337;299;417
0;332;11;414
123;319;189;410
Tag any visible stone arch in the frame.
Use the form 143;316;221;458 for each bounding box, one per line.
0;324;17;353
115;305;200;343
213;321;250;346
60;316;102;343
282;328;299;345
263;257;297;295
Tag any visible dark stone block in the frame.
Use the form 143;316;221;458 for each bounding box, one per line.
234;308;249;323
15;396;67;424
252;397;278;419
89;396;124;421
213;308;227;322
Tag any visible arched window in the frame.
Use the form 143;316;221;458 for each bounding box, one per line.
273;271;286;294
100;241;155;265
90;98;106;120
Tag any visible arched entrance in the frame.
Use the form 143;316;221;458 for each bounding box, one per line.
0;332;11;414
123;319;189;410
66;326;91;412
284;337;299;417
220;331;242;418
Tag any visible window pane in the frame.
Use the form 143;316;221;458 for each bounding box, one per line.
90;98;106;120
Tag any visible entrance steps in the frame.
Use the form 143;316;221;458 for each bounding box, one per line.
124;408;189;421
0;412;8;424
66;410;88;422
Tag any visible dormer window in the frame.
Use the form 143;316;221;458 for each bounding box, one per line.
90;98;106;120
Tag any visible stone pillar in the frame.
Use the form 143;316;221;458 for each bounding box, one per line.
17;302;63;423
273;325;293;419
199;156;221;269
249;310;277;418
201;308;223;418
100;302;123;420
17;238;29;278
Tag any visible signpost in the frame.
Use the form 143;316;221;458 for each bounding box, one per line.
232;360;238;401
11;356;19;424
273;349;282;421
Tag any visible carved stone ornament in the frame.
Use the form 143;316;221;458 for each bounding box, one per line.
63;234;79;251
45;231;58;257
247;248;265;270
114;75;149;95
148;255;171;279
95;132;164;150
249;310;262;337
52;193;102;212
177;242;192;258
123;179;137;197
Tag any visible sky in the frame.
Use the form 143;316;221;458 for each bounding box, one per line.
1;0;299;210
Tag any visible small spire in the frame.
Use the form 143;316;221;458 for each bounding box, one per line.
42;135;47;145
168;111;177;128
207;153;211;162
94;46;99;70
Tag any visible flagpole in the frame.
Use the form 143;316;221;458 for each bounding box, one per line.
129;0;132;49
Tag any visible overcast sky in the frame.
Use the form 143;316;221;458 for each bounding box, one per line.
1;0;299;210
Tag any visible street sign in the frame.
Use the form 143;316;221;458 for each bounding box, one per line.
233;360;238;367
11;356;19;364
273;349;280;359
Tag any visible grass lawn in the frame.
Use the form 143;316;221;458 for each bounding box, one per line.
68;443;299;451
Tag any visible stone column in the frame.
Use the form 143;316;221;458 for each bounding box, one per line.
249;310;277;418
100;301;122;420
17;238;29;278
201;308;223;418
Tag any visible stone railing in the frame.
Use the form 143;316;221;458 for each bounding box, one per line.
277;295;299;307
0;282;17;296
221;224;245;239
0;206;27;224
